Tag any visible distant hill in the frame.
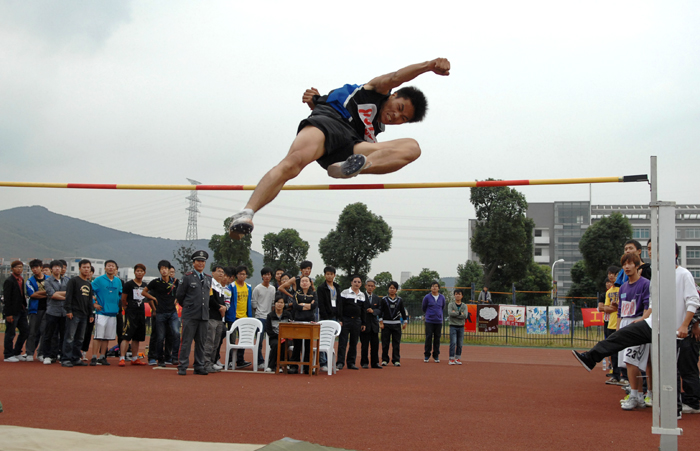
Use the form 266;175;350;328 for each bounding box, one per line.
0;206;263;284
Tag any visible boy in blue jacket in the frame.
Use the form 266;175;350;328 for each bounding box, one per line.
422;281;445;363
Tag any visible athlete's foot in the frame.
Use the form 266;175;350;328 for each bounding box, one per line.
228;209;254;240
327;154;372;179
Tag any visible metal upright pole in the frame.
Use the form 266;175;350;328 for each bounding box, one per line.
649;156;682;449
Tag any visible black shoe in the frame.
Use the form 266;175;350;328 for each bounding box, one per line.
194;369;209;375
89;357;97;366
177;369;186;376
336;363;344;370
287;367;298;374
361;364;369;369
371;364;383;369
158;361;166;368
572;350;595;371
347;364;359;370
236;361;252;369
97;357;110;366
72;360;87;366
61;361;73;367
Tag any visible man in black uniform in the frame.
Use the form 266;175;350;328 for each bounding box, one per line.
176;250;211;376
228;58;451;239
360;279;382;369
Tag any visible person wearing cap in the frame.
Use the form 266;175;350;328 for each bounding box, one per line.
3;260;29;362
175;250;212;375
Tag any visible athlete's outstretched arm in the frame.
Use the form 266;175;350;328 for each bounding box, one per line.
365;58;450;95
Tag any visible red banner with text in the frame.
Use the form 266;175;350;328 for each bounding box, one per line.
581;308;605;327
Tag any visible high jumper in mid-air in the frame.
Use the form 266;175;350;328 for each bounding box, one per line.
228;58;451;239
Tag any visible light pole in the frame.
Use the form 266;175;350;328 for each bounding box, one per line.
551;259;565;305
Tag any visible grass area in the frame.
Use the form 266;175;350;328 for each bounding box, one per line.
400;321;605;349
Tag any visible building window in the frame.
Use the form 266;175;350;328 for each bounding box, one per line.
633;228;650;240
689;268;700;278
686;229;700;239
688;247;700;259
641;249;649;260
677;228;682;239
535;229;542;237
535;248;542;256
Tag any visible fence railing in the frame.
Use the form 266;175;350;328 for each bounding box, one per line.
400;300;606;348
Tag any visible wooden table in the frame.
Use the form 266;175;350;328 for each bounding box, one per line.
277;322;320;376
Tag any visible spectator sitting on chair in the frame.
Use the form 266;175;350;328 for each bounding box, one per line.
224;265;253;370
265;293;293;373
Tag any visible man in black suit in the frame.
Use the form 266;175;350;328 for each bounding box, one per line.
3;260;29;362
360;279;383;369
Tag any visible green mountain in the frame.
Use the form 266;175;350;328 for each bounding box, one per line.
0;206;263;283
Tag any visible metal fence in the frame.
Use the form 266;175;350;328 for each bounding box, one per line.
400;300;606;348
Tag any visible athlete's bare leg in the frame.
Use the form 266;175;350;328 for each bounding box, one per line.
351;138;421;175
245;126;325;212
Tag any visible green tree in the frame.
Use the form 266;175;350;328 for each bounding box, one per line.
372;271;394;297
172;242;196;276
567;260;599;307
261;228;309;276
515;262;553;306
470;183;535;289
318;203;392;285
208;217;253;275
456;260;483;301
578;212;632;292
398;268;445;318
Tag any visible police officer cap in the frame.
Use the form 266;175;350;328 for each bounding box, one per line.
191;250;209;261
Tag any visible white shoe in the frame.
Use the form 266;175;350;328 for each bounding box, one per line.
43;357;52;365
26;355;34;362
212;363;223;371
264;367;272;373
682;404;700;414
38;355;43;361
327;154;372;179
4;356;20;362
621;397;645;410
228;209;254;239
17;354;27;361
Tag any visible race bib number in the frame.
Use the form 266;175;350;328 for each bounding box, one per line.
620;300;635;317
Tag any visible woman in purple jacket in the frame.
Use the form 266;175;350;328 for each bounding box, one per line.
422;281;446;363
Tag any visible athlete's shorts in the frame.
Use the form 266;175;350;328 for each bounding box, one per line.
298;105;363;169
122;310;146;342
618;316;650;369
94;315;117;340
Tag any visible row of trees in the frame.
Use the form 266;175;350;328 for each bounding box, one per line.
172;183;633;307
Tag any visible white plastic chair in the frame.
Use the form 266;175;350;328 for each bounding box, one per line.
224;318;263;372
313;320;341;375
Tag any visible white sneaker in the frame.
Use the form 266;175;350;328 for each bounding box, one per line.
327;154;372;179
621;397;645;410
38;355;43;361
264;367;272;373
212;363;223;371
644;393;652;407
228;209;254;239
26;355;34;362
682;404;700;414
449;359;455;365
4;356;20;362
17;354;27;361
43;357;52;365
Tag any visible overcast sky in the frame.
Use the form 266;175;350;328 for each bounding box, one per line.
1;1;698;280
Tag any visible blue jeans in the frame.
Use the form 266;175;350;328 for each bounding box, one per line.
156;311;180;363
449;325;464;359
62;315;88;363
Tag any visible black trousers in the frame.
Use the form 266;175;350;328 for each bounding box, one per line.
588;320;699;411
381;324;402;363
360;329;379;367
678;335;700;409
42;314;65;360
3;310;29;359
424;322;442;359
337;317;361;366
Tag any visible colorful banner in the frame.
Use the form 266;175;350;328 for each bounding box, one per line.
477;305;499;333
581;308;605;327
465;304;478;333
548;306;570;335
498;305;525;326
526;307;547;334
